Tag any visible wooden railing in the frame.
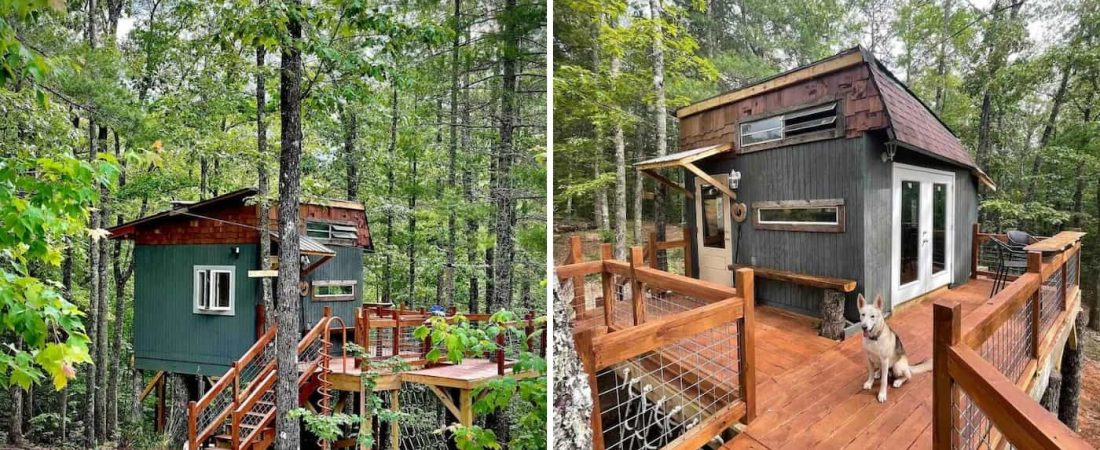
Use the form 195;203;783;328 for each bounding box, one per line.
934;235;1089;449
557;245;755;450
645;230;694;277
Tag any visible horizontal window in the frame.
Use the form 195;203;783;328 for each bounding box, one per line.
313;280;356;301
306;221;358;240
739;102;838;148
752;199;845;233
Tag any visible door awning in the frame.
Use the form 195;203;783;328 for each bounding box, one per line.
634;143;736;200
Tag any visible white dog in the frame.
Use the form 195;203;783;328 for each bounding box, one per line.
858;293;932;403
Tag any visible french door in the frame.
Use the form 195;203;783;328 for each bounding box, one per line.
696;175;733;286
892;164;954;306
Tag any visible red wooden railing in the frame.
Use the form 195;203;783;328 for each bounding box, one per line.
934;235;1088;449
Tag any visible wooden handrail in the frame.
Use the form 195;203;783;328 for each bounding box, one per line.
589;297;743;370
231;367;277;449
935;232;1087;450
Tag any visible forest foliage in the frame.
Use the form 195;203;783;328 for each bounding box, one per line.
1;0;546;447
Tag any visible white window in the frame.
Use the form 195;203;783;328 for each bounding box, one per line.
194;266;235;315
312;280;357;301
739;102;838;148
305;221;358;240
752;199;845;233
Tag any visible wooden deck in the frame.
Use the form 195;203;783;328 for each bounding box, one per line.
326;357;523;391
723;278;998;449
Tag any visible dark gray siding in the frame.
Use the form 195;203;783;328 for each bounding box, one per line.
862;135;893;314
133;244;260;376
686;137;869;317
302;245;364;330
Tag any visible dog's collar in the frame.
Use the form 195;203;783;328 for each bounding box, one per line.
865;326;884;341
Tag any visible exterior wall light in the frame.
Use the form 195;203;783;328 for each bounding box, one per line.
729;170;742;190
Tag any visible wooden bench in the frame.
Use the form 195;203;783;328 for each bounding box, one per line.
730;264;855;340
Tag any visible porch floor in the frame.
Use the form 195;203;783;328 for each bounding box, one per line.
724;278;997;449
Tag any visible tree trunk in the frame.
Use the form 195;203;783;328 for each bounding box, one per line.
462;56;478;314
933;0;951;114
62;242;73;446
257;43;274;318
611;15;627;259
85;1;100;445
633;136;644;245
491;0;518;312
1041;371;1062;413
551;281;593;448
1026;62;1072;199
275;1;304;447
649;0;668;270
107;130;125;439
1058;315;1086;430
445;0;462;308
8;339;23;447
384;85;398;304
341;106;359;200
594;160;608;231
408;146;418;305
96;126;110;442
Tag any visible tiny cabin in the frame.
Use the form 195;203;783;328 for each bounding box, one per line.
638;47;994;334
108;188;372;376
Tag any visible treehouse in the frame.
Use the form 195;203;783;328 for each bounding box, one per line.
555;45;1090;449
108;188;372;376
637;46;994;337
109;191;544;449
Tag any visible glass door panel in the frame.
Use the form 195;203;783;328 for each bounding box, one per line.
899;180;920;286
932;183;947;275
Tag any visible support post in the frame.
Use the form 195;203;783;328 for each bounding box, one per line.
496;333;505;376
629;246;646;325
187;400;197;450
933;300;962;449
155;374;166;433
389;391;400;450
735;268;756;423
392;310;401;357
600;244;614;328
971;223;980;279
574;326;607;450
1029;251;1042;358
569;235;586;314
1059;315;1086;430
820;290;845;340
459;389;474;427
1041;372;1062;413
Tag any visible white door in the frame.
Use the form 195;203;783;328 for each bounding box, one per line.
892;164;954;305
696;175;733;286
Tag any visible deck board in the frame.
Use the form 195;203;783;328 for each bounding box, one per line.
722;278;996;449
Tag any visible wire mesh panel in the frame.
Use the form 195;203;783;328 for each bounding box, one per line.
1039;267;1064;333
1067;252;1079;290
195;384;234;440
595;320;740;450
951;385;998;449
976;297;1034;383
369;327;396;359
398;325;422;356
239;339;276;386
643;288;710;319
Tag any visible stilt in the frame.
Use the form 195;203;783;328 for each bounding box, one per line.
1041;371;1062;413
390;390;399;450
1058;315;1086;430
820;290;846;340
155;373;167;432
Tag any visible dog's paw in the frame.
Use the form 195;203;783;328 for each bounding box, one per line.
874;372;881;380
862;381;873;390
892;379;904;388
877;392;887;403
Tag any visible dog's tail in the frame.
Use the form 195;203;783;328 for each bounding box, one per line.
910;358;933;374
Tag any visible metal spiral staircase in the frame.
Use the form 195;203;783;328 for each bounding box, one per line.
187;314;341;450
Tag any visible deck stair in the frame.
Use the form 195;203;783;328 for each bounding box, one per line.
188;315;335;450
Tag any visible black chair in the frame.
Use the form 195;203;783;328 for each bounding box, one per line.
989;230;1032;296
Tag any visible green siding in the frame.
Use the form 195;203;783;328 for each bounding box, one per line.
133;244;260;376
303;246;364;330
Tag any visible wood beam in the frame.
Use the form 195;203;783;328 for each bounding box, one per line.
682;162;736;200
426;385;462;422
640;169;693;198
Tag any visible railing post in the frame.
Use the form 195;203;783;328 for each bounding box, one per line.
524;312;535;353
629;246;646;325
569;235;587;315
971;223;980;279
1061;248;1069;311
496;332;505;376
1029;251;1042;358
392;309;401;357
231;409;241;449
933;300;961;450
735;268;756;424
187;400;198;450
231;361;240;402
600;243;615;328
575;326;608;450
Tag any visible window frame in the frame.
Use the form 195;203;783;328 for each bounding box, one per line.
193;265;236;315
737;100;842;151
305;220;358;243
751;199;846;233
311;280;357;302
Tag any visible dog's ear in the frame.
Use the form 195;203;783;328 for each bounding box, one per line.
874;294;884;310
857;293;865;309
